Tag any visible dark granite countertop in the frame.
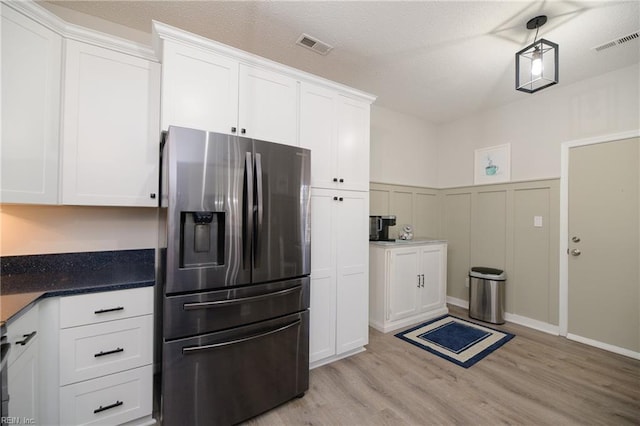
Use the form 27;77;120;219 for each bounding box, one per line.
0;249;155;325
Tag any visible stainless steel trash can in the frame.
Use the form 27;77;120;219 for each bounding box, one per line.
469;267;506;324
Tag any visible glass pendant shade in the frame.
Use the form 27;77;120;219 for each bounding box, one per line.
515;38;559;93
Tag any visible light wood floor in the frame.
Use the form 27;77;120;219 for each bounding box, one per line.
245;305;640;425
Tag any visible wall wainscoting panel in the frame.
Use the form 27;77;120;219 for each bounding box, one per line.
371;179;560;327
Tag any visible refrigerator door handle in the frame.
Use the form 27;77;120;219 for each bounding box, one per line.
255;152;264;268
244;152;254;269
181;319;301;354
182;285;301;310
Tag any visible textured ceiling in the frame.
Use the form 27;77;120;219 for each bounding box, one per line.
45;1;640;124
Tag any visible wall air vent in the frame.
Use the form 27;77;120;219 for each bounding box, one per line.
593;30;640;52
296;33;333;55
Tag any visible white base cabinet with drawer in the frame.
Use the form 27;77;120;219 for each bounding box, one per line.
369;242;448;333
37;286;154;426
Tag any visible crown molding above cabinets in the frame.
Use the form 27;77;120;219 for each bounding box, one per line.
7;0;156;61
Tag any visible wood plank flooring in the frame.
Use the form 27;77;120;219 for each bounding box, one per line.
245;306;640;425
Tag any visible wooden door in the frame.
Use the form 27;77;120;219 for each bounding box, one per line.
568;137;639;353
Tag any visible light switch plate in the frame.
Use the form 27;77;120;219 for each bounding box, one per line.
534;216;543;227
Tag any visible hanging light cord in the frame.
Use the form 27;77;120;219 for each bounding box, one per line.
533;24;540;43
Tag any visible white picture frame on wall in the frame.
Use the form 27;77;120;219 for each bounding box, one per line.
474;143;511;184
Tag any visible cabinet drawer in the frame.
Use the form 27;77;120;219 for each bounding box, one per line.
60;286;153;328
7;303;39;367
60;364;152;426
59;315;153;385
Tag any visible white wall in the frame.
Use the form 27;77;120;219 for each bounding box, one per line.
370;105;439;188
437;64;640;188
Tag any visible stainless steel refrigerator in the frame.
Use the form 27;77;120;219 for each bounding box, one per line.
157;126;311;425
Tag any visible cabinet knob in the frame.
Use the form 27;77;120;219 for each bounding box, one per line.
231;127;237;133
333;178;338;182
241;128;246;134
339;178;344;183
339;197;343;202
150;193;156;199
333;196;338;201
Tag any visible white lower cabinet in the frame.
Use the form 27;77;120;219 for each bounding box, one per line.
369;242;448;333
7;304;40;421
59;365;152;426
57;287;154;425
35;287;154;425
309;188;369;367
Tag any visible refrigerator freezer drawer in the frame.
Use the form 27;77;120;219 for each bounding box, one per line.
163;277;309;340
162;311;309;426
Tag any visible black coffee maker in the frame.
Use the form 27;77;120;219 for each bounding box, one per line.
369;215;396;241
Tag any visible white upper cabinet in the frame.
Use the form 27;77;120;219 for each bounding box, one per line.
61;40;161;206
160;40;239;135
159;39;298;145
1;4;62;204
238;64;298;145
300;82;370;191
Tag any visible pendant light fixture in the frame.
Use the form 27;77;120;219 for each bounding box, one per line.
515;15;559;93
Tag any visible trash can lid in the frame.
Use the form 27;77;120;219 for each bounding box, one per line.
469;266;505;280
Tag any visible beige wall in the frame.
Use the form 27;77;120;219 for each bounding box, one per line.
372;179;560;326
370;105;439;188
370;183;439;240
0;205;158;256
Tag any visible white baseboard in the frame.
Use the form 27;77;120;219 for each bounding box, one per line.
446;296;559;335
503;312;559;335
567;333;640;360
446;296;468;309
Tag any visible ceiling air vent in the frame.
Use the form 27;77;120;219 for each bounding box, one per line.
296;33;333;55
593;30;640;52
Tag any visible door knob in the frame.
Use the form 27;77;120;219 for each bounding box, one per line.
570;248;581;256
571;236;581;243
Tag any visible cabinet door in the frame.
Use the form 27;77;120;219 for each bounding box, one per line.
388;247;421;321
161;40;239;133
1;4;61;204
336;96;370;191
418;245;447;313
335;190;369;354
8;337;39;421
62;40;160;206
309;189;337;363
299;82;337;188
238;64;298;146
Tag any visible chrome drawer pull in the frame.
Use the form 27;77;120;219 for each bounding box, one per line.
16;331;37;346
183;286;300;310
94;347;124;357
94;400;123;414
94;306;124;314
182;319;301;354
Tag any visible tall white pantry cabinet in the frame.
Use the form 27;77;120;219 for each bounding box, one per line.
154;23;376;368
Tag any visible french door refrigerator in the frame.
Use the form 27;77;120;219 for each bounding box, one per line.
157;126;311;425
